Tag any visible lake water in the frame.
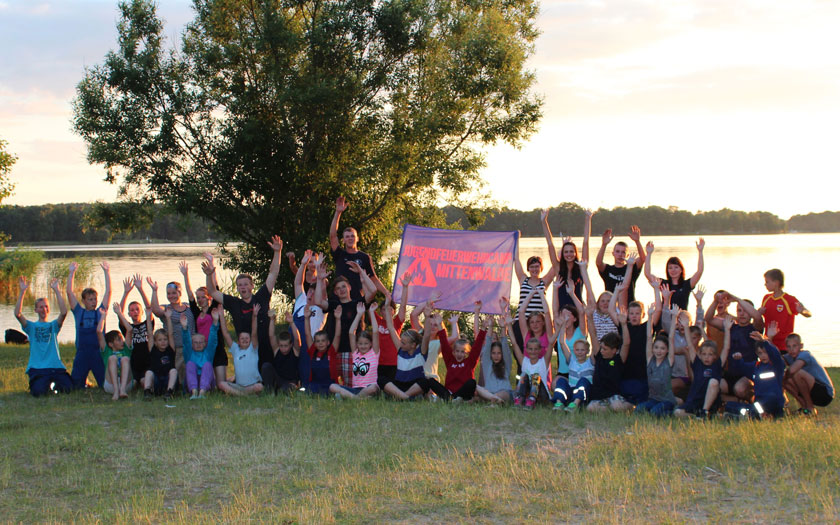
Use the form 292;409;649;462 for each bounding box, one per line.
4;234;839;365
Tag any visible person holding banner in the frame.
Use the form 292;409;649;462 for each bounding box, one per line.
329;196;390;301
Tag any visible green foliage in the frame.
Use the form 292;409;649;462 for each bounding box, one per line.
0;137;18;245
72;0;542;296
788;211;840;233
42;257;96;292
0;248;44;300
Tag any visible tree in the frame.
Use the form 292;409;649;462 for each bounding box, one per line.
72;0;542;294
0;138;18;244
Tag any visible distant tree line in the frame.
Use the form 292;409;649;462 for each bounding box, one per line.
0;202;837;245
0;203;220;244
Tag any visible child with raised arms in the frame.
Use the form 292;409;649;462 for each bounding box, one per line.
674;310;731;418
98;303;135;400
409;289;453;383
330;302;381;399
181;305;221;399
510;317;555;409
634;306;678;417
724;322;785;419
782;333;834;416
374;271;413;383
216;303;264;396
15;277;73;397
479;308;514;403
185;260;229;390
550;313;594;412
621;277;663;405
66;261;111;389
118;274;153;390
303;302;341;395
378;304;429;400
142;308;178;399
586;310;633;413
552;274;588;380
260;311;301;394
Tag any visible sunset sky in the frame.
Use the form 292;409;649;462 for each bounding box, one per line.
2;0;839;218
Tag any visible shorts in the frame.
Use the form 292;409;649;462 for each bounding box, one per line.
378;377;430;394
493;388;515;401
337;385;364;395
212;343;229;367
723;371;751;388
377;364;397;383
811;382;834;407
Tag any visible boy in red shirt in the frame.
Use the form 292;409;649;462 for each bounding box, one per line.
760;269;810;350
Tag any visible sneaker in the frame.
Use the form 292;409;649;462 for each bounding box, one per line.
798;408;817;417
553;401;564;410
524;397;536;410
189;394;199;400
565;401;578;413
164;389;173;400
429;393;440;403
452;397;463;404
514;397;522;408
695;409;711;420
143;389;153;401
335;393;343;401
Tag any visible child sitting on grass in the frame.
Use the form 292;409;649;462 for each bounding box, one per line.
782;333;834;416
303;302;341;395
217;303;264;396
180;305;221;399
551;313;594;412
378;304;429;400
97;303;135;401
674;309;731;419
260;311;301;395
330;302;381;400
634;305;681;417
480;304;514;403
724;322;786;420
15;277;72;397
142;308;177;400
587;311;633;413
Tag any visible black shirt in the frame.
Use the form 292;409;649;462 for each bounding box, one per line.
591;351;624;400
272;349;300;382
223;284;273;367
332;247;374;300
665;280;694;310
600;263;642;302
325;297;366;354
122;320;151;382
623;322;649;381
149;346;176;376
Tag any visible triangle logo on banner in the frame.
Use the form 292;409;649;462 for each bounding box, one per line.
401;257;437;287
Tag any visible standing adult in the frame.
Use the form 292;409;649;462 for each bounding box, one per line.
329;196;390;301
544;209;591;309
644;238;705;310
202;236;284;368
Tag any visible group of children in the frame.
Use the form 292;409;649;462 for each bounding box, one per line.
14;199;835;419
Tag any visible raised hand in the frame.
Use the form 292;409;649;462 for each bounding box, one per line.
18;276;29;293
696;237;705;252
693;284;706;304
346;261;362;274
211;307;220;322
112;302;121;315
178;260;189;277
133;273;143;289
285;252;296;261
284;312;293;324
576;259;588;270
252;303;261;316
267;235;283;252
498;296;509;314
625;252;638;266
659;283;673;301
400;272;415;287
49;277;60;291
766;320;778;340
68;261;78;273
750;330;767;342
722;315;733;331
474;300;482;312
628;225;641;242
618;310;628;325
369;302;379;313
267;308;277;319
645;241;655;255
334;305;343;318
562;235;573;245
200;260;214;276
203;252;215;266
179;313;188;329
356;302;366;315
335;196;348;213
300;250;313;265
164;307;172;320
448;313;460;328
601;229;613;244
100;261;110;272
146;277;158;291
122;277;133;294
540;208;549;221
584;208;594;219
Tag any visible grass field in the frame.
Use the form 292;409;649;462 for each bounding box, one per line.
1;343;838;524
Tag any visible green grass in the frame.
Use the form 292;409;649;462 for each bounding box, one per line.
1;344;838;523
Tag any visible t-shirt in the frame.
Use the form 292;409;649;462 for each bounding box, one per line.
101;343;133;365
555;270;583;309
590;351;624;400
331;247;374;300
23;320;64;372
424;339;441;379
439;329;486;394
599;263;642;302
231;342;262;386
292;292;325;336
684;356;722;405
395;349;426;383
72;303;104;350
761;293;801;350
665;280;694;310
272;349;300;383
556;326;585;376
148;346;175;376
647;358;677;404
122;320;151;382
593;311;617;342
515;278;546;321
374;313;402;367
351;348;379;388
521;357;549;389
624;322;649;381
190;299;225;357
223;284;273;366
480;336;512;393
326;298;366;354
157;305;194;349
727;323;758;377
567;355;595;388
783;350;835;398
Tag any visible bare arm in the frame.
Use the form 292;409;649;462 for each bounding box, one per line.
134;274;151;309
179;261;196;304
267;310;280;354
265;235;283;292
331;305;343;351
582;209;592;265
294;250;312;298
349;302;365;353
218;307;234;347
720;316;732;365
628;226;645;268
618;311;630;363
330;197;347;252
595;228;612;273
100;261;112;309
66;261;79;310
304;304;315;348
513;233;526;283
643;241;657;283
14;277;29;329
250;303;261;350
689;238;704;288
113;302;133;345
369;303;380;354
504;313;524;364
119;277;133;313
53;278;68;327
541;208;560;269
147;277;165;316
396;272;412;325
201;254;225;303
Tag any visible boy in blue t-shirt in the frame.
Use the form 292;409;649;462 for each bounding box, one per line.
14;277;72;396
782;333;834;416
66;261;111;389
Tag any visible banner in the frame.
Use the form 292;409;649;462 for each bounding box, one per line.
391;225;517;314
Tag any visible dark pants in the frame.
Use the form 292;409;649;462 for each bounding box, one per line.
28;368;73;397
428;378;477;401
620;378;649;404
377;376;430;394
70;346;105;389
260;363;299;394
